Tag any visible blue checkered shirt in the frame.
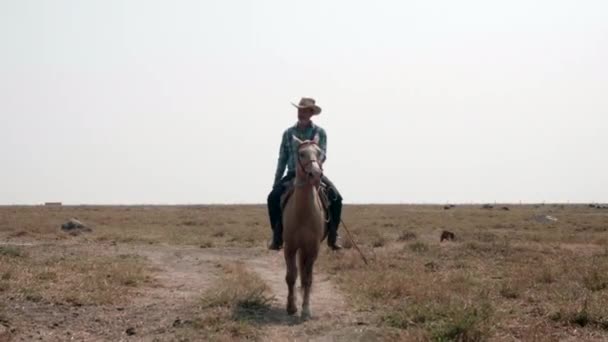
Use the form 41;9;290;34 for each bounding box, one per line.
274;122;327;185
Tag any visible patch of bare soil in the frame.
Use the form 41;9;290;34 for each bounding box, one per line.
3;243;227;341
2;241;379;341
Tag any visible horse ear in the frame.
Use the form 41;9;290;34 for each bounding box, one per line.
292;135;303;145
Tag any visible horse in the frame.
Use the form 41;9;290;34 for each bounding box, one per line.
281;135;326;320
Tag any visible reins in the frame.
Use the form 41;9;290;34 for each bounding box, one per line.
294;139;369;266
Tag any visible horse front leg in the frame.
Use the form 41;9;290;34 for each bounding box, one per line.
300;250;317;320
284;248;298;315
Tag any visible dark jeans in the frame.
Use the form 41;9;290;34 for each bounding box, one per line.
267;171;343;244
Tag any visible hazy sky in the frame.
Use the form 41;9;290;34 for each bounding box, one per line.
1;0;607;204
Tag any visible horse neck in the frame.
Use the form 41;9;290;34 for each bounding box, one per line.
293;171;321;214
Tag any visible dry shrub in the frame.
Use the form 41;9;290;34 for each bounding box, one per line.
199;240;214;248
357;270;413;302
192;307;259;341
460;239;516;258
499;282;520;299
475;232;498;242
201;262;273;315
324;249;366;274
549;298;608;331
381;286;493;341
409;242;429;253
537;267;556;284
583;268;608;292
372;236;387;248
196;262;274;340
0;246;23;258
397;231;417;241
212;230;226;238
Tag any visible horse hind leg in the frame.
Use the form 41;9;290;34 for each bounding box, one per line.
299;249;317;320
285;248;298;315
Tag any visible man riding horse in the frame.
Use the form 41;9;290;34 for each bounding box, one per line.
267;97;343;251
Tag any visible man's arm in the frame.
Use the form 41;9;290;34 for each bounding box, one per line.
317;128;327;163
274;131;289;185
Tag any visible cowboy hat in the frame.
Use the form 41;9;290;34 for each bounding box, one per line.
291;97;322;115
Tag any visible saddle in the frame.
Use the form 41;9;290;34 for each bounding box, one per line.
280;179;331;242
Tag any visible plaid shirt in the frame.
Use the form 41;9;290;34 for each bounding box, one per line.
274;122;327;185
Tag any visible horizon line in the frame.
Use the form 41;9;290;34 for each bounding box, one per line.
0;201;603;207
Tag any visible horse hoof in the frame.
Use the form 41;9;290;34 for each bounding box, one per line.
301;308;312;321
287;306;297;316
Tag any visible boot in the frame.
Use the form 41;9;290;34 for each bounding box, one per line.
327;224;342;251
268;224;283;250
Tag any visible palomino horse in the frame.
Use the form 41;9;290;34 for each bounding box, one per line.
282;135;326;320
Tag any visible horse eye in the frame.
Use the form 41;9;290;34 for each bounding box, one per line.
299;152;305;158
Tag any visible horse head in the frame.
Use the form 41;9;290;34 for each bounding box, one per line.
292;135;324;187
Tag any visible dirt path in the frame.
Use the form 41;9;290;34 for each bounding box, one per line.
2;241;380;341
246;251;360;341
3;242;229;341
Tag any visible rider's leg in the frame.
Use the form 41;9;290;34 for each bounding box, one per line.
321;175;343;250
267;172;295;250
267;185;283;250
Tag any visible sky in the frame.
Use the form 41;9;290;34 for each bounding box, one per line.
1;0;607;205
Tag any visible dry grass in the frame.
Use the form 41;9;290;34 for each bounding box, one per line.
186;262;274;341
0;245;23;258
320;204;608;341
0;247;151;306
0;205;269;247
2;204;608;340
201;262;274;311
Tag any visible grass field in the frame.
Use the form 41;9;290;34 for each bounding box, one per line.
1;204;607;341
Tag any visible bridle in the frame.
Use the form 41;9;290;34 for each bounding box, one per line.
295;141;323;187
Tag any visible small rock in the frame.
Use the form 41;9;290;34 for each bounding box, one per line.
482;204;493;209
534;215;558;223
443;205;451;210
126;327;136;336
61;218;84;230
61;218;92;233
501;206;510;211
